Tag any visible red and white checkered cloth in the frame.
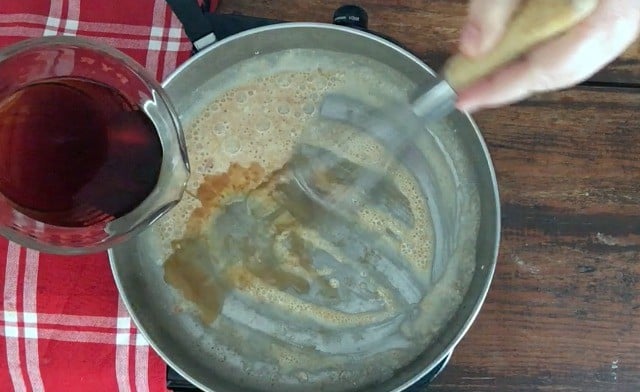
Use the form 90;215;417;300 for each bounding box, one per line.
0;1;212;391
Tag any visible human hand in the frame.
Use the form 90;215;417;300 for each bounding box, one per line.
455;0;640;112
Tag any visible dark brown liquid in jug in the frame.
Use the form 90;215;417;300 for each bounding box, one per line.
0;77;163;227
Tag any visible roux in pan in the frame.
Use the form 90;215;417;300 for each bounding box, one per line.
155;48;479;391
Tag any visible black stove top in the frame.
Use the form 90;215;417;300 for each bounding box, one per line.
162;3;450;391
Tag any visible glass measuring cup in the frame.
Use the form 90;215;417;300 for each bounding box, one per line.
0;36;189;254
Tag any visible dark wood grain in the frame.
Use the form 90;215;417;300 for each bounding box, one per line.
212;2;640;391
217;0;640;85
427;87;640;392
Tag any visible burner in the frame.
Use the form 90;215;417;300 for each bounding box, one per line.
162;3;451;391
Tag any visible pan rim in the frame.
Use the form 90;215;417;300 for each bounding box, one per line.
110;21;501;392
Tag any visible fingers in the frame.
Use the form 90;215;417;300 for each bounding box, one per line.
459;0;521;57
456;0;640;112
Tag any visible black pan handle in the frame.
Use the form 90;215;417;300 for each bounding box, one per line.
164;0;216;51
165;0;283;52
204;13;282;40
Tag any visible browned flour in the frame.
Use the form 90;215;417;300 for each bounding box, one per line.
164;161;342;324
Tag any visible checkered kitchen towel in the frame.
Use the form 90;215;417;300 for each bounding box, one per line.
0;1;214;391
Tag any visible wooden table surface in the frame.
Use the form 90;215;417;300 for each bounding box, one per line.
216;2;640;391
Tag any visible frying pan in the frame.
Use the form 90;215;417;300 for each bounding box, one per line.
108;9;501;392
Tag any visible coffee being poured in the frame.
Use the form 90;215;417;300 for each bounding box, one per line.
0;36;188;253
0;77;162;227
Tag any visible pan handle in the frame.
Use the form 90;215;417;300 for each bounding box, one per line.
164;0;217;51
164;0;283;53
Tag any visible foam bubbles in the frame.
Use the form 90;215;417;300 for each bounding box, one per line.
223;137;241;155
302;102;315;115
257;120;271;133
236;91;248;103
277;105;290;115
276;74;291;88
214;122;227;136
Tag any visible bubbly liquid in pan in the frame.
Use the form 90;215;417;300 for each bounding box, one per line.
156;49;480;391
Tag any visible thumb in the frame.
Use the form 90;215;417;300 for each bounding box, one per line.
459;0;521;57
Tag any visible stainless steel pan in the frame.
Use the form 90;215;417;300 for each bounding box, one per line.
109;23;500;392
